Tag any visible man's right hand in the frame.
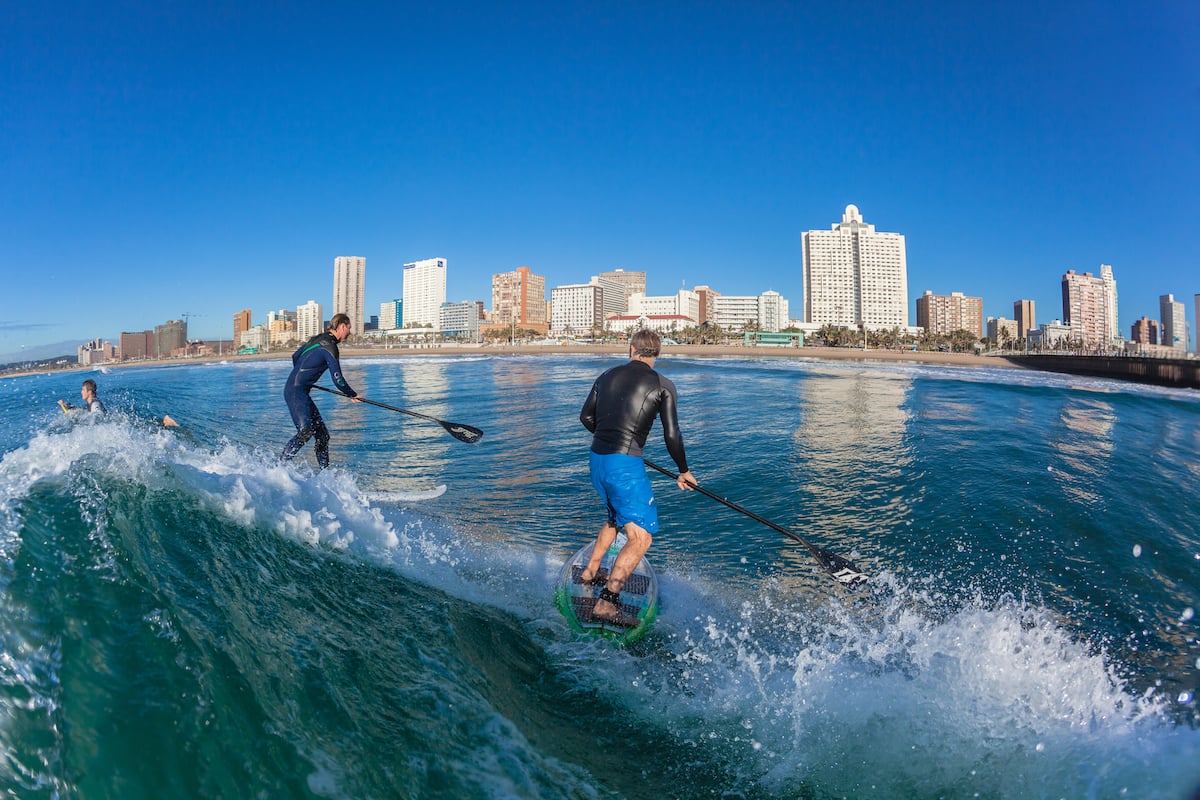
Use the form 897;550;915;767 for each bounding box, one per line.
677;470;697;491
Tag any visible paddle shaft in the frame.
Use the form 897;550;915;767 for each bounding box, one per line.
311;384;483;443
314;384;437;423
643;458;868;586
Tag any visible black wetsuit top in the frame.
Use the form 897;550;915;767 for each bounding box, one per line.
579;359;688;473
286;332;356;398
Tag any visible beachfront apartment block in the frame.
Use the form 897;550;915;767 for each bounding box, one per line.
297;300;323;341
379;299;402;332
917;291;984;338
492;266;547;327
403;258;448;328
628;289;700;324
987;316;1019;344
802;204;908;330
1013;299;1036;339
1159;294;1189;353
597;269;646;309
440;301;482;340
550;283;605;335
333;256;366;335
1061;266;1119;348
712;291;790;332
232;309;252;349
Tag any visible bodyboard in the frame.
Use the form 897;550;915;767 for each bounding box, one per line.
554;534;658;645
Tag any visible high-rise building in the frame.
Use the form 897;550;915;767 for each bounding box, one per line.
916;291;984;337
550;284;605;335
1190;293;1200;352
379;299;402;331
440;301;481;340
403;258;448;328
233;309;252;348
267;309;297;346
598;269;646;310
1061;267;1119;348
802;204;908;329
1131;317;1159;345
1195;293;1200;354
986;317;1019;344
77;339;115;366
296;300;323;341
492;266;547;327
155;319;187;357
333;256;366;335
1159;294;1188;352
589;275;626;321
694;286;720;325
759;291;789;332
1100;265;1118;342
713;295;761;331
119;331;153;360
1013;299;1036;339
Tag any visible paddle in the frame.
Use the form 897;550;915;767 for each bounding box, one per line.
643;459;869;587
312;385;484;444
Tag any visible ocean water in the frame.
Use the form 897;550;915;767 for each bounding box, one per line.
1;353;1198;799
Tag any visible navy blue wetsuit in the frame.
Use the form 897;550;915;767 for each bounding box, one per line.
280;332;356;468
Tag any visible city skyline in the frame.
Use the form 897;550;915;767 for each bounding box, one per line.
2;3;1197;359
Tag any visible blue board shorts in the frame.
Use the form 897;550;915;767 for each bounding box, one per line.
589;452;659;534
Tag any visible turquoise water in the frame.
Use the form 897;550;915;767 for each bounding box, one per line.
1;354;1198;799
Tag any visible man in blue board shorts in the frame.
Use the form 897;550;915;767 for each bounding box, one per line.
280;313;362;469
579;327;695;623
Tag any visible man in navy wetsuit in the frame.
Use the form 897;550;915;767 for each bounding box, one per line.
280;313;362;469
579;327;695;624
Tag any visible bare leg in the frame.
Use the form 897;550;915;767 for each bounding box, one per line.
580;521;618;583
592;521;652;621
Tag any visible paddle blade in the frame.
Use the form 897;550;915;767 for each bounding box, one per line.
442;421;484;444
813;547;870;587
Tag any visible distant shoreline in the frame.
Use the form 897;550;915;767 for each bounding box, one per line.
2;343;1016;380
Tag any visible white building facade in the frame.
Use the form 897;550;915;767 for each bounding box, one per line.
333;256;366;335
627;290;699;323
296;300;323;341
708;291;791;332
597;269;646;310
590;275;627;319
379;299;402;332
1160;293;1188;352
802;204;908;330
440;301;481;340
1062;266;1120;348
550;284;604;335
604;314;694;336
403;257;448;328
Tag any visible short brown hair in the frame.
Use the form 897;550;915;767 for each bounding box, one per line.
630;328;661;358
329;313;351;331
82;379;98;394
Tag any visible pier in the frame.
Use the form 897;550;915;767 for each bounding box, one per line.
1003;354;1200;390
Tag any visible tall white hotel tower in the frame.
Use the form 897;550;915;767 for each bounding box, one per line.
802;205;908;329
333;256;366;335
403;258;448;328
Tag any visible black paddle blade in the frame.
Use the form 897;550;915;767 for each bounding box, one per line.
814;547;870;587
442;421;484;444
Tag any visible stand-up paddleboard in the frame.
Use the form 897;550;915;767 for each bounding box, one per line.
555;534;658;645
364;485;448;503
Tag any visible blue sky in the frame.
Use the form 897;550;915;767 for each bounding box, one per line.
2;1;1197;358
